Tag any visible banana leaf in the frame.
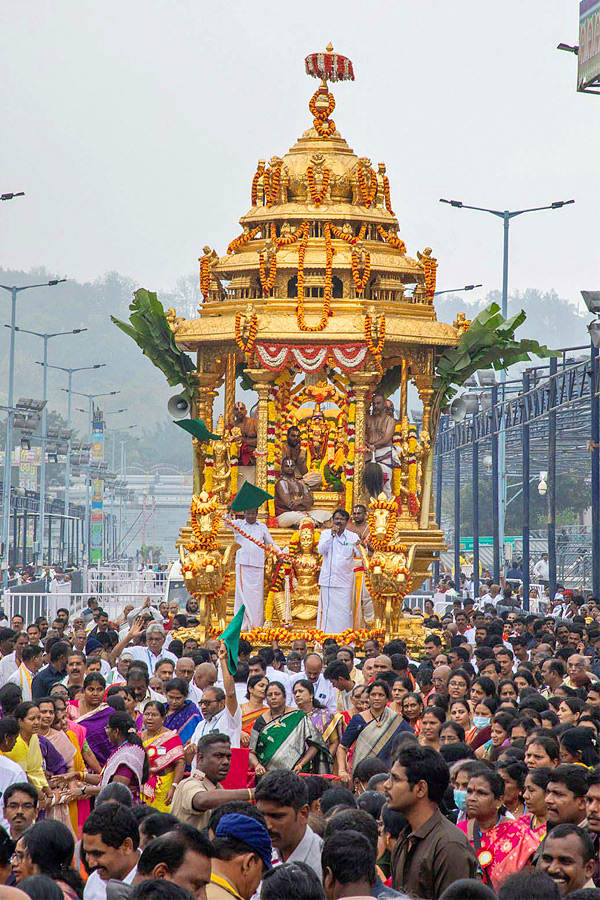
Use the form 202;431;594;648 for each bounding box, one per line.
112;288;197;401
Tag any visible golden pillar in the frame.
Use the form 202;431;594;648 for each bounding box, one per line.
246;369;271;501
348;371;380;507
193;373;223;494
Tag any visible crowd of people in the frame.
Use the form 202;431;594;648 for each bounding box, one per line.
1;595;600;899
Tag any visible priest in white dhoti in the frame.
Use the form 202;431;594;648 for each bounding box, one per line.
317;509;360;634
227;482;280;631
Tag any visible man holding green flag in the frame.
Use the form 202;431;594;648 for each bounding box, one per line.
225;481;280;630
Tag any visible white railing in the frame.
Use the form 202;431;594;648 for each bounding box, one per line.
86;569;165;595
3;591;163;625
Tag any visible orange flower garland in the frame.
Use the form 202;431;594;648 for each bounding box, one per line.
270;221;310;248
234;311;258;357
296;222;333;332
308;87;337;138
376;225;406;255
264;162;282;208
423;255;438;303
251;162;265;206
364;312;386;368
382;175;394;215
306;165;330;205
329;222;367;245
357;166;377;207
240;625;385;648
351;249;371;293
227;226;261;256
259;251;277;295
199;256;211;300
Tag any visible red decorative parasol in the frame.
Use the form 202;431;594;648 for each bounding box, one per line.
305;43;355;83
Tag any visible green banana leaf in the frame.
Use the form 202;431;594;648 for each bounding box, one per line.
111;288;197;401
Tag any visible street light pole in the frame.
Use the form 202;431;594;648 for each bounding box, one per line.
0;279;66;576
440;197;574;577
17;327;86;568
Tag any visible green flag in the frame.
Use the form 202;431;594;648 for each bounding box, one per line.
174;419;221;442
218;605;246;674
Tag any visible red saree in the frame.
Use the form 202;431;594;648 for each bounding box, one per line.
459;816;538;890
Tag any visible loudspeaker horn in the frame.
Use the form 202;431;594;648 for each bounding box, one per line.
449;394;479;422
167;394;191;420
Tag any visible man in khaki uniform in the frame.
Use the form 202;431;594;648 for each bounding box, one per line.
170;733;252;829
207;812;273;900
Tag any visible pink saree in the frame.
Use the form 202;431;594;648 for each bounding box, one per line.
460;815;539;890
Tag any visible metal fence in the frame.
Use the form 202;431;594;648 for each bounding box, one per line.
3;590;163;624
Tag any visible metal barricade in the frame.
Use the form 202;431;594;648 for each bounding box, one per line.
3;591;164;624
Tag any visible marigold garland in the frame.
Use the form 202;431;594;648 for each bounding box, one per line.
296;222;333;332
266;386;278;521
270;221;310;248
345;387;356;513
351;249;371;293
227;226;261;256
306;165;330;205
308;87;337;138
199;256;211;300
364;313;386;368
240;626;386;647
357;166;377;207
264;162;282;208
383;175;395;215
234;311;258;357
251;162;264;206
376;225;406;255
329;222;367;245
423;255;438;302
259;252;277;295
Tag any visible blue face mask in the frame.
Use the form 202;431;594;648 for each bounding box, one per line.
473;716;490;729
454;788;467;811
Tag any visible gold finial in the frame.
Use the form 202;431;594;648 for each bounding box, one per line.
326;42;334;52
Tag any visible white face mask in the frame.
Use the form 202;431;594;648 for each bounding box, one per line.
473;716;490;729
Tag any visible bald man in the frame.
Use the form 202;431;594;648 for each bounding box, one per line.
373;655;393;675
191;662;218;705
175;656;199;704
431;665;452;697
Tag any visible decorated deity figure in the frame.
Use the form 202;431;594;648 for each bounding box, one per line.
210;416;231;505
357;493;417;639
271;517;322;625
178;493;239;638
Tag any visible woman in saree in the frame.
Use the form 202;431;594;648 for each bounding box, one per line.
248;681;327;776
240;675;269;747
292;679;341;770
78;711;149;804
418;707;445;751
401;692;423;736
449;698;476;744
49;696;98;838
390;677;413;717
162;677;201;746
38;697;77;836
520;767;551;842
4;701;54;808
75;673;113;765
337;680;414;785
141;700;185;812
459;770;538;891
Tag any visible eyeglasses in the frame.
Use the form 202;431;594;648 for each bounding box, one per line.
6;802;35;811
11;852;25;863
200;700;218;707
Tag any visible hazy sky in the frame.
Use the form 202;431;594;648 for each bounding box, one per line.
1;1;598;309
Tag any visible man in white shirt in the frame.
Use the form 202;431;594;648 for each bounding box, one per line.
188;661;219;707
0;631;29;687
82;802;140;900
227;507;279;630
0;721;28;831
317;509;360;634
187;643;242;765
126;623;177;675
291;653;337;714
6;644;43;701
533;553;550;586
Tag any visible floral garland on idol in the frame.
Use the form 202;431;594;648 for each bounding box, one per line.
364;313;385;370
357;165;377;207
264;161;282;208
251;161;265;206
351;249;371;293
203;444;214;493
270;221;310;248
259;251;277;296
344;386;356;513
199;256;211;300
234;311;258;358
229;436;239;501
422;253;438;303
329;222;367;245
241;625;386;648
306;165;330;205
382;174;394;215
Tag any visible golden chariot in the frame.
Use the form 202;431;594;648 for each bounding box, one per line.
164;47;463;650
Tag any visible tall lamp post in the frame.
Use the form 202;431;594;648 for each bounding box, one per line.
0;278;66;576
37;362;106;564
14;327;87;568
67;390;120;566
440;197;574;576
